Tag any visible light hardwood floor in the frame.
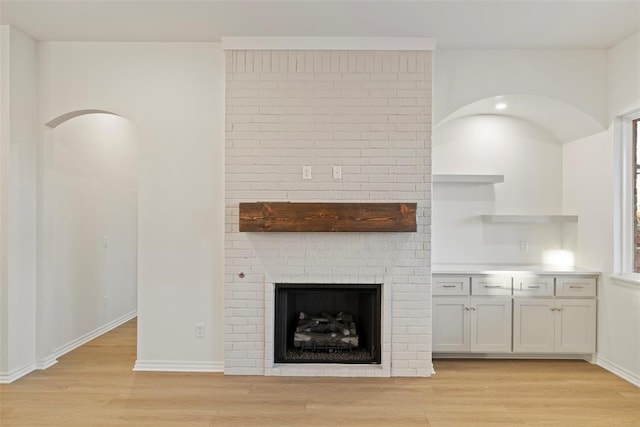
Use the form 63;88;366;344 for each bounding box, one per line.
1;319;639;426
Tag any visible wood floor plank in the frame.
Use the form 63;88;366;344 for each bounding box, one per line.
1;319;639;426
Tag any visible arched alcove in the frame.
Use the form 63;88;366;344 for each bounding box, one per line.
431;94;596;266
435;94;606;143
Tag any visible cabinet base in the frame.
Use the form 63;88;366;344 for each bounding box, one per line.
434;352;597;363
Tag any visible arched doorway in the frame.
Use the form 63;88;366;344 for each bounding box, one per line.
38;110;138;365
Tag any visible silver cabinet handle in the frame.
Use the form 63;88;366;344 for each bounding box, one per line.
527;285;541;288
484;285;502;288
569;285;584;289
442;285;456;288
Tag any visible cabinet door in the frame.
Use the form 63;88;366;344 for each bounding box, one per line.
433;297;469;352
513;298;555;353
554;299;596;353
470;297;512;353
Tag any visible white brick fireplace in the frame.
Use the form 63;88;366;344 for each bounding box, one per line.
224;38;433;377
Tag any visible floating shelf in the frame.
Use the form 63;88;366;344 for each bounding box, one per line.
481;215;578;224
433;174;504;184
239;202;417;232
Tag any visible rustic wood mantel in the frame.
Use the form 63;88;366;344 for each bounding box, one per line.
239;202;417;232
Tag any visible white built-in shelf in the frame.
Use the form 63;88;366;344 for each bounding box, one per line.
433;174;504;184
481;215;578;224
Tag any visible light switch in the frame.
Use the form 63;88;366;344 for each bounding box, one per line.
333;165;342;180
302;166;312;180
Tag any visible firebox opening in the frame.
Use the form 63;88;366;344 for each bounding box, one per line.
274;283;382;364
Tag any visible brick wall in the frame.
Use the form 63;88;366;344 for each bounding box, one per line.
225;49;432;377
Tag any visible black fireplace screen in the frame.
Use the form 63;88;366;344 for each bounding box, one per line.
274;283;382;364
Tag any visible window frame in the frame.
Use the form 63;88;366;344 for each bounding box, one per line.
614;110;640;277
634;118;640;273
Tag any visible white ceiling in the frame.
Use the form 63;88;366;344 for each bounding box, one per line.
1;0;638;48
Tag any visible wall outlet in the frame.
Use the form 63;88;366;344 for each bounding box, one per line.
196;323;205;338
302;166;312;180
332;165;342;180
520;240;529;253
103;235;109;248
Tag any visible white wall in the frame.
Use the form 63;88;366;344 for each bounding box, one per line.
433;49;608;126
433;115;566;265
562;30;640;386
38;42;225;370
561;126;640;383
49;113;137;351
563;129;614;272
607;32;640;121
0;26;38;382
0;25;8;379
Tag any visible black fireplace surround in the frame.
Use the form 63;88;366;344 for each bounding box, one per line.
274;283;382;364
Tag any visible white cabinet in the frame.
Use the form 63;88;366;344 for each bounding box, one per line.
470;297;512;352
513;298;555;352
512;275;597;354
434;273;598;357
433;296;512;353
555;299;597;353
433;297;469;352
513;298;596;354
433;275;512;353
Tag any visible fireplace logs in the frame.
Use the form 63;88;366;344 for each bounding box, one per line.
294;312;359;350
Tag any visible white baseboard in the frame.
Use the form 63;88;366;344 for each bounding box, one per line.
50;310;137;361
597;356;640;387
35;355;58;370
0;362;37;384
133;360;224;372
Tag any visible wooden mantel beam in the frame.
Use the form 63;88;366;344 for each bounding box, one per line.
239;202;417;232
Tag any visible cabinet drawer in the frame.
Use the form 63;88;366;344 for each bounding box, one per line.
471;276;512;296
556;277;597;297
433;275;470;296
514;276;554;296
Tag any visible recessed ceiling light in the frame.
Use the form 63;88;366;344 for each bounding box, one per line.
495;102;507;110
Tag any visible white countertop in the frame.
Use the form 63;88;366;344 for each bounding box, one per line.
433;264;600;275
